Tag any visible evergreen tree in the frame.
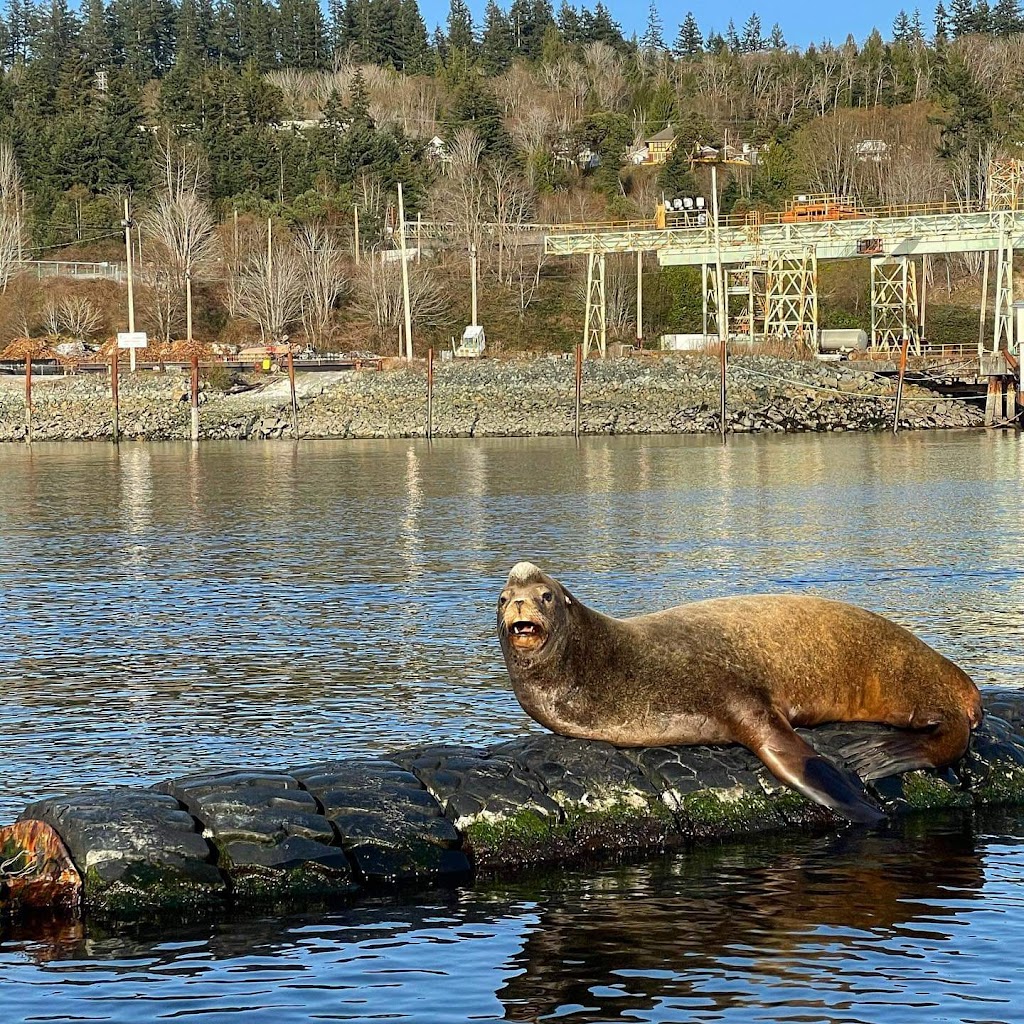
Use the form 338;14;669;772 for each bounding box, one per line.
909;8;924;38
446;0;474;53
673;11;702;55
641;0;664;51
91;66;150;188
556;0;579;43
724;18;740;51
740;11;762;51
580;1;623;47
80;0;112;72
992;0;1021;34
972;0;992;31
448;71;512;156
892;9;912;40
283;0;327;68
934;0;949;41
395;0;429;68
480;0;513;72
768;22;785;48
948;0;972;35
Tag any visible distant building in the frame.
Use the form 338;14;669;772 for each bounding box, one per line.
854;139;888;162
644;126;677;164
427;136;450;164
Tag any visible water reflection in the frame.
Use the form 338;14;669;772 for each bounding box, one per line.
0;433;1021;822
1;814;1023;1024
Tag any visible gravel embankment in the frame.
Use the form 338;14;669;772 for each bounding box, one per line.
0;355;984;442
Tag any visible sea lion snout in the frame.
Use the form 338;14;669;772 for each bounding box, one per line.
497;563;569;657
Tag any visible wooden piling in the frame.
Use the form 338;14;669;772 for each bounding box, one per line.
23;353;32;444
190;354;199;442
287;346;299;439
574;343;583;438
427;346;434;440
111;346;119;445
892;335;910;434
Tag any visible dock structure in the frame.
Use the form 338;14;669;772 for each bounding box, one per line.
544;161;1024;382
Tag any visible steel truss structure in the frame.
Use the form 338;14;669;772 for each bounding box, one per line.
870;258;920;354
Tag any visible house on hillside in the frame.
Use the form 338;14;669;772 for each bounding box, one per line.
644;127;677;164
426;135;452;165
854;139;888;163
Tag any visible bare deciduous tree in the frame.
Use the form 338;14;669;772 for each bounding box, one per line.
142;190;218;342
0;141;25;292
297;224;349;350
230;233;306;344
351;256;447;353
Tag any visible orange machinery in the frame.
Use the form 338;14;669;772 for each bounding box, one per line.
781;193;860;223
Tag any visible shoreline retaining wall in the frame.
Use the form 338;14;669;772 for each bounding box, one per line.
0;356;984;443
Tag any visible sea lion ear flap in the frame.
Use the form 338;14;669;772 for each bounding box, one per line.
560;586;574;607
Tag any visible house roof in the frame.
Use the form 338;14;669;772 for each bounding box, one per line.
647;127;676;143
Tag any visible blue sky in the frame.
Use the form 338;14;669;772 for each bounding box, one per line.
416;0;930;50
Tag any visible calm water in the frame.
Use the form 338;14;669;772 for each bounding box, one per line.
1;431;1023;1022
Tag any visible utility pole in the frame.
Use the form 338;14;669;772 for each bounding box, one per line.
711;165;727;443
636;250;643;347
471;245;478;326
397;182;413;361
121;197;136;371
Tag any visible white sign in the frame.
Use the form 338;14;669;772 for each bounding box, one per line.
117;331;148;349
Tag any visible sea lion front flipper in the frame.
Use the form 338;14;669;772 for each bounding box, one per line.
737;711;887;827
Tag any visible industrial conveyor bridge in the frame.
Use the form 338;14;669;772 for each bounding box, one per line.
544;192;1024;367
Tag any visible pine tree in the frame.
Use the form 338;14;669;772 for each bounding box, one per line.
556;0;579;43
724;17;740;51
446;0;474;53
80;0;112;72
395;0;429;69
892;9;912;40
934;0;950;40
641;0;664;51
909;7;924;38
948;0;973;35
992;0;1021;34
972;0;992;31
673;11;702;55
768;21;785;48
581;1;623;47
741;11;762;51
480;0;513;72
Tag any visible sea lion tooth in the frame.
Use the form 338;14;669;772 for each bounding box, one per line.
496;565;983;827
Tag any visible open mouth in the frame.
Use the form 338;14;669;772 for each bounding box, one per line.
508;620;546;650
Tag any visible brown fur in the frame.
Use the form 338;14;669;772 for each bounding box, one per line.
497;562;983;825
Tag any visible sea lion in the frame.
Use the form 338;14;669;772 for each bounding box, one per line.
496;562;983;826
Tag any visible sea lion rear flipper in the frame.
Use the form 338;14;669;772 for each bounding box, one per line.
838;733;940;781
739;712;886;827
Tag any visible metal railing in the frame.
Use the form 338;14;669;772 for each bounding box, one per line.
21;260;126;283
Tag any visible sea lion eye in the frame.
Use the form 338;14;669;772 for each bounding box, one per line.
541;591;553;604
499;594;508;607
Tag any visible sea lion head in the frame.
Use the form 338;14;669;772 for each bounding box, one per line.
497;561;574;666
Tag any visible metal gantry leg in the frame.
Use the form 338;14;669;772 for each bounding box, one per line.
993;223;1014;354
870;257;920;354
582;250;607;359
764;247;818;349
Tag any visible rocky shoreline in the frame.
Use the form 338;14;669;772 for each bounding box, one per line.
0;354;984;443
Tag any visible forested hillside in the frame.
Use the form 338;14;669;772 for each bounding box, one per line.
0;0;1017;353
